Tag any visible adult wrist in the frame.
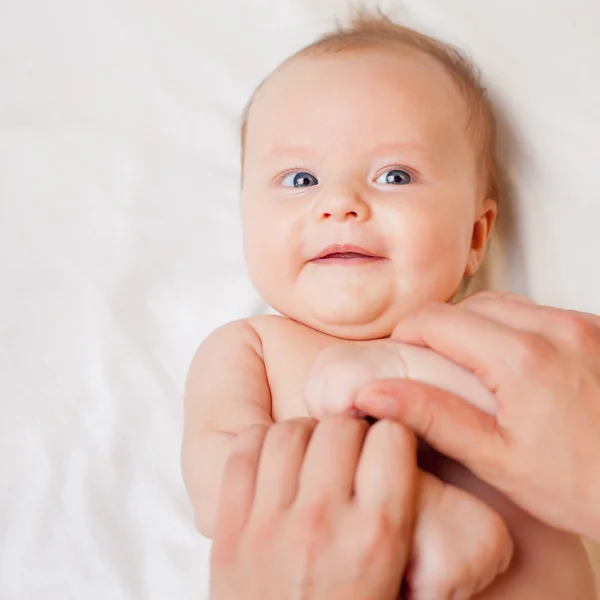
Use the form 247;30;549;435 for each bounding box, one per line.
587;480;600;543
575;469;600;543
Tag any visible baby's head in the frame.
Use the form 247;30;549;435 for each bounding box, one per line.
240;11;500;340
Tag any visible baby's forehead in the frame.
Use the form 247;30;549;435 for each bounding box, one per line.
261;45;454;96
245;48;473;158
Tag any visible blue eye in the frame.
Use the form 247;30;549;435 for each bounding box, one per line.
281;171;318;188
376;169;412;185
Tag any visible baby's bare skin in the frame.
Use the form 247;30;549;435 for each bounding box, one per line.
259;315;495;421
183;314;594;600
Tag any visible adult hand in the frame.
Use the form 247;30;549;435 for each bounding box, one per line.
210;416;418;600
355;292;600;541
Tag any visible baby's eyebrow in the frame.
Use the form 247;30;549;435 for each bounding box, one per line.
370;141;429;157
261;145;317;164
260;141;430;165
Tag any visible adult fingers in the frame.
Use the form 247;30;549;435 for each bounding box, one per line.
213;424;269;561
296;416;370;505
460;297;600;350
455;290;536;307
354;420;418;530
391;302;551;394
251;418;316;520
355;379;502;478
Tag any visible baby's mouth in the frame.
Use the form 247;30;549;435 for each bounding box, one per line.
311;244;385;265
315;252;380;262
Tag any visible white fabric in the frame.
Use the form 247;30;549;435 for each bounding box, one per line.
1;0;599;598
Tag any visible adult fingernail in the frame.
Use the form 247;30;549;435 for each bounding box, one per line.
356;390;397;418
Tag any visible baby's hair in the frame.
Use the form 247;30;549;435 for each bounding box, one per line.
240;8;504;293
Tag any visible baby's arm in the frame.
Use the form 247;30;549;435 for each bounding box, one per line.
305;341;497;420
436;458;597;599
181;319;272;538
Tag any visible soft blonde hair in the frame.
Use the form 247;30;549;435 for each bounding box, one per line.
240;8;505;295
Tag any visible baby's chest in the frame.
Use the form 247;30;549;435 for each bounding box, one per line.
262;331;332;421
255;317;385;422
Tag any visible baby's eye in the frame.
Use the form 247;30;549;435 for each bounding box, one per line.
375;169;412;185
281;171;318;188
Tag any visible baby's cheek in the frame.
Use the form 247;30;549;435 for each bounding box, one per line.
304;345;407;419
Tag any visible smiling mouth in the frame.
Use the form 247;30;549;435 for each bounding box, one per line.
311;249;385;265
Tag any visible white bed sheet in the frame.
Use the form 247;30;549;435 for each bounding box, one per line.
1;0;599;598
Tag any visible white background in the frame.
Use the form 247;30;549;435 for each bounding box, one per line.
1;1;599;598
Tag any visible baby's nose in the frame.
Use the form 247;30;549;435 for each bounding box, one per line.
315;188;370;222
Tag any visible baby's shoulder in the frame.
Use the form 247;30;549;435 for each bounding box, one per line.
246;313;290;333
248;314;336;352
197;314;327;359
188;317;268;371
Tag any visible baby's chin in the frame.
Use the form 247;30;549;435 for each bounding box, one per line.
280;304;405;341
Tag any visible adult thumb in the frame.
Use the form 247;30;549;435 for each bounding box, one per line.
355;379;501;470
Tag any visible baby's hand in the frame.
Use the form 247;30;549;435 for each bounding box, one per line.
405;471;513;600
304;342;496;419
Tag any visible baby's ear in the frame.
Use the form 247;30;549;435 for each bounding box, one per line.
464;199;497;276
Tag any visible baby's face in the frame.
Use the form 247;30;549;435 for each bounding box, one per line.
242;48;495;339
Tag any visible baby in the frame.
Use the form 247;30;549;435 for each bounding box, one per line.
182;11;595;600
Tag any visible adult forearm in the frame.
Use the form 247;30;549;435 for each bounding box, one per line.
580;469;600;543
